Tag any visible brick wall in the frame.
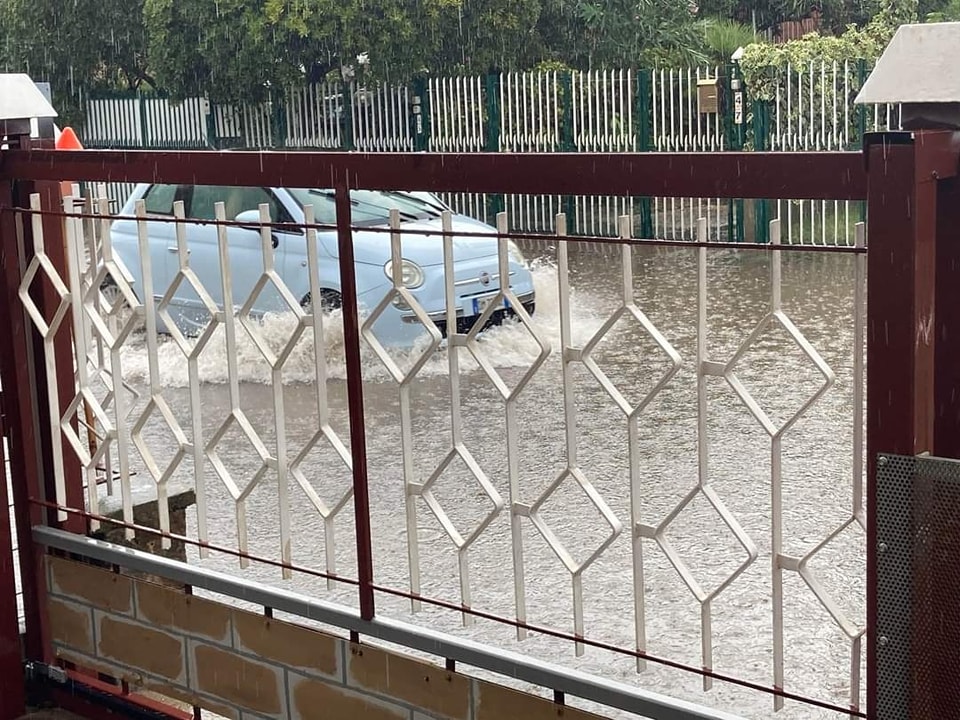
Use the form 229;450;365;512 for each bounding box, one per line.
44;556;610;720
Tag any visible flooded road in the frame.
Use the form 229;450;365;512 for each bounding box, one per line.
111;243;865;720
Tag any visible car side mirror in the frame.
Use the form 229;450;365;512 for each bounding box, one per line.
233;209;262;228
233;209;278;248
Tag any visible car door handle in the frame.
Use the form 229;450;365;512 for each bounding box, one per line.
167;246;190;254
271;234;279;249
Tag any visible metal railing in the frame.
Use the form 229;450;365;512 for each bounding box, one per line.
0;148;871;720
81;61;896;247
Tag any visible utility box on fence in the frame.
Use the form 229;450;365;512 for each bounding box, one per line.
855;22;960;129
697;78;720;115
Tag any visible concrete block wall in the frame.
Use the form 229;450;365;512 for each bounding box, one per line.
44;556;610;720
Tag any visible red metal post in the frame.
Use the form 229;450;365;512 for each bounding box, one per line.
0;173;54;667
865;130;960;718
0;408;26;720
334;178;375;620
934;172;960;457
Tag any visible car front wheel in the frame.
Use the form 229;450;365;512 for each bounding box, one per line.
300;290;342;313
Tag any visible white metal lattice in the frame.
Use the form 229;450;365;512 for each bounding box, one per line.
16;190;866;714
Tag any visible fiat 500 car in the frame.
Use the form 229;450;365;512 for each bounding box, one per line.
107;184;535;346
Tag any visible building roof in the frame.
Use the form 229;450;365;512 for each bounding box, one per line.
856;22;960;105
0;73;57;121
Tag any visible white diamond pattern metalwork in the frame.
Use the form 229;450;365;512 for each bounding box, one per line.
130;199;191;548
364;210;503;621
15;180;867;716
288;204;353;586
463;216;550;399
361;210;442;383
633;217;753;688
202;202;284;573
18;194;75;523
60;197;115;525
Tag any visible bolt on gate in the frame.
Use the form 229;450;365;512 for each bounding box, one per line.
1;129;960;720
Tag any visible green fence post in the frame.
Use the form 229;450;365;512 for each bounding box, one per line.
412;76;430;152
724;63;746;242
637;69;654;239
204;96;218;149
484;73;503;223
752;98;771;243
272;90;287;149
560;72;576;227
137;92;149;149
342;81;355;151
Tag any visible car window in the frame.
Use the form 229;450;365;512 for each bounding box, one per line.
187;185;294;227
286;189;338;226
286;188;442;226
143;184;178;215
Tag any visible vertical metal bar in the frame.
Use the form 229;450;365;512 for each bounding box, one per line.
302;204;347;586
169;202;208;556
853;222;866;517
0;167;53;667
934;175;960;458
131;200;170;545
865;133;945;718
97;198;134;538
335;179;375;620
63;197;101;531
695;217;710;688
211;202;254;563
769;219;784;711
0;409;26;720
258;203;293;576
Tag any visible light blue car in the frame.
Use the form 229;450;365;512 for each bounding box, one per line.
108;184;536;346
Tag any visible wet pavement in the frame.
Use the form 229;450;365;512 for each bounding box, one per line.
110;243;865;719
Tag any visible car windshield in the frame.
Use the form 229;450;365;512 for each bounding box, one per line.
287;188;444;225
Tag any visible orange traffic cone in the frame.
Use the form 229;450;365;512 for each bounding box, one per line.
56;126;83;150
56;126;84;197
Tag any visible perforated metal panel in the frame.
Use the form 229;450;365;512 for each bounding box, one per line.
877;454;960;719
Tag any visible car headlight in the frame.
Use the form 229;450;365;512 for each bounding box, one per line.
383;259;425;289
507;240;526;266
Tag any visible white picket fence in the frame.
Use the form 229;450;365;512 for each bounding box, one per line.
83;60;897;245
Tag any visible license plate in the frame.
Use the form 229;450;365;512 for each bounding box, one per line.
471;294;505;315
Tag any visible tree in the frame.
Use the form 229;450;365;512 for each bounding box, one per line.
537;0;706;69
143;0;487;102
738;0;919;99
695;1;888;34
918;0;959;17
0;0;151;118
433;0;545;74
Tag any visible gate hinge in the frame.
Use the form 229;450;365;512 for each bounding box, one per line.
24;660;68;684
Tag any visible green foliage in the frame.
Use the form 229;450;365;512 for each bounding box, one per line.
701;18;756;65
695;1;807;30
143;0;458;103
0;0;150;121
922;0;960;20
739;0;918;100
2;0;935;114
548;0;706;68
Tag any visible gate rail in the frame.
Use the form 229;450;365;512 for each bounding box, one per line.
2;137;959;719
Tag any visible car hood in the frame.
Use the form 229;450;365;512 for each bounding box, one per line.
330;214;498;266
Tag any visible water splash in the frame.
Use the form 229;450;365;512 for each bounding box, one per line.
118;262;605;387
